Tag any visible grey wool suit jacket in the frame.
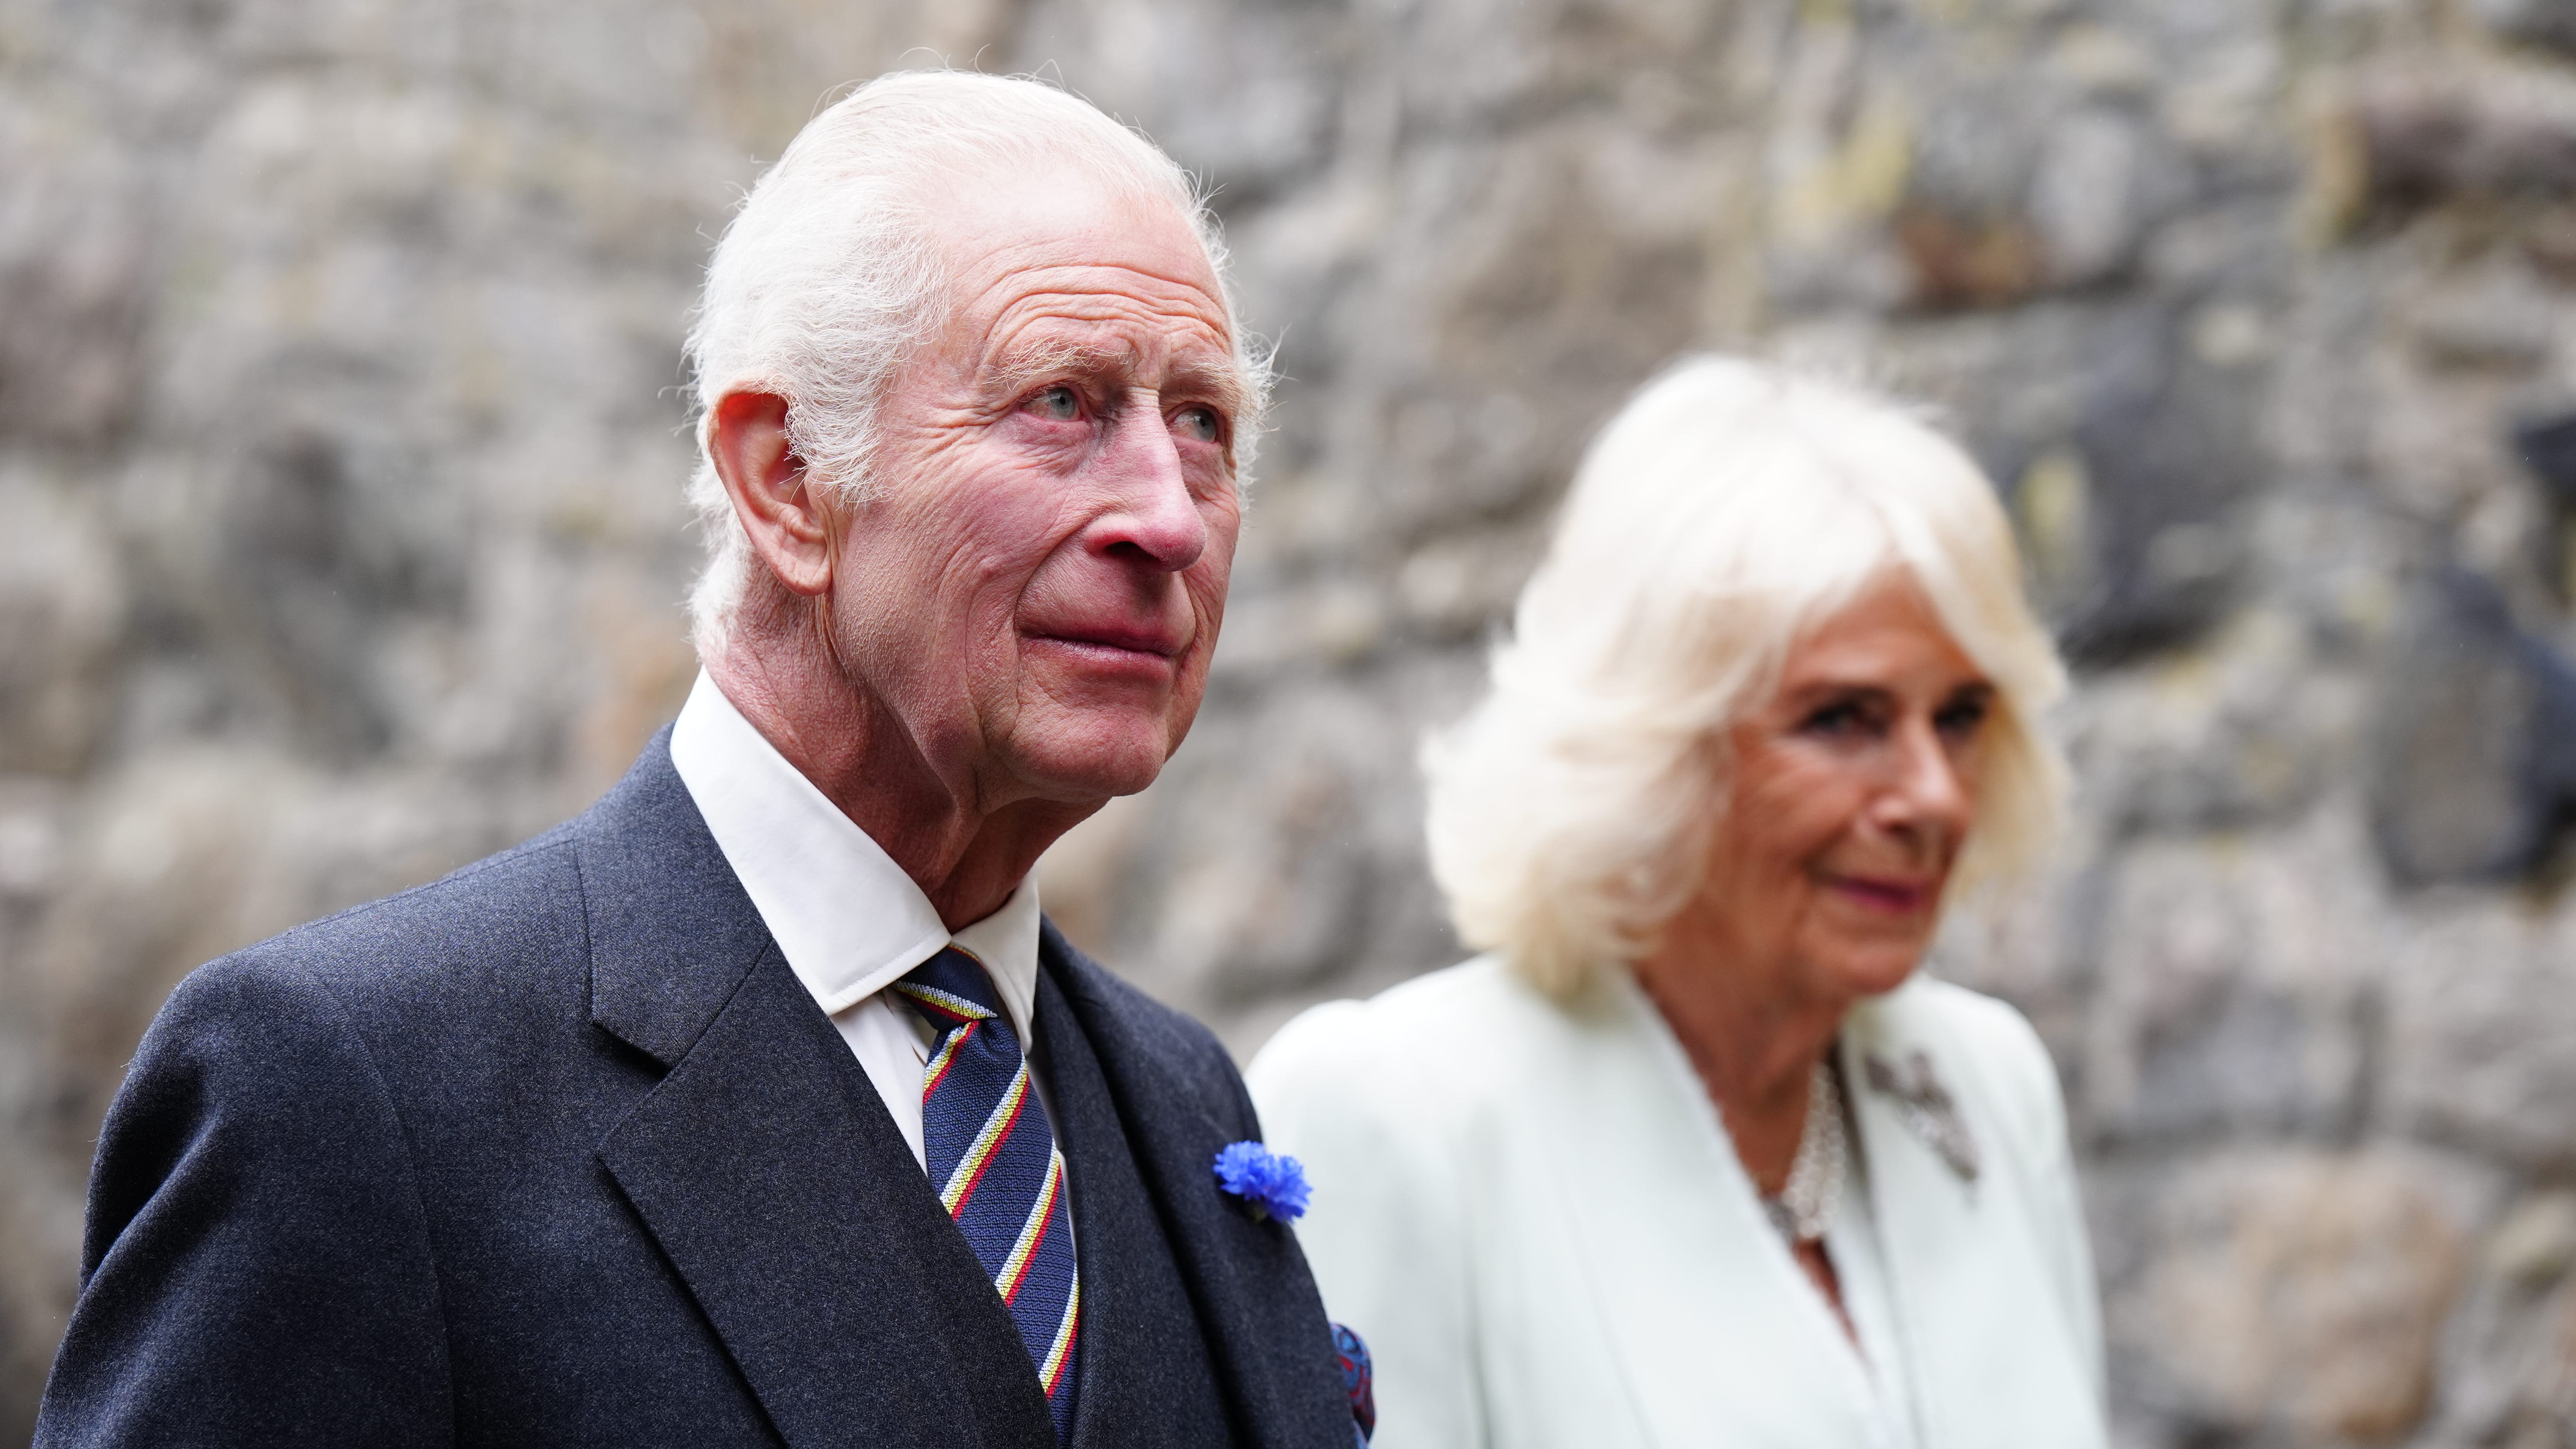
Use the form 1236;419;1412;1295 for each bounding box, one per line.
35;731;1357;1449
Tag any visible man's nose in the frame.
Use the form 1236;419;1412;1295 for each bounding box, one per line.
1087;397;1208;572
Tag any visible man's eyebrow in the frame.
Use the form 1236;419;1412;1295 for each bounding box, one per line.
1162;353;1251;419
982;337;1132;401
980;337;1250;419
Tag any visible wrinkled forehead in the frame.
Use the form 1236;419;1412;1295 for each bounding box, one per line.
919;164;1234;352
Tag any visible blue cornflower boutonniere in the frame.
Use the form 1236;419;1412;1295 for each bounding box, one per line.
1213;1140;1311;1223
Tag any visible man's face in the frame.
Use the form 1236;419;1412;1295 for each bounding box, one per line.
831;171;1245;811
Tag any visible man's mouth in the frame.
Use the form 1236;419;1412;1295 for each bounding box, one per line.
1023;623;1188;663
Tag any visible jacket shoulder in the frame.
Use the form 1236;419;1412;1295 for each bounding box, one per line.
1875;974;2047;1053
264;821;583;951
200;825;589;1022
52;922;457;1446
105;830;602;1215
1247;956;1555;1139
1258;954;1552;1066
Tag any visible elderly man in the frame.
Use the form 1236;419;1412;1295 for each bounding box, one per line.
36;73;1362;1449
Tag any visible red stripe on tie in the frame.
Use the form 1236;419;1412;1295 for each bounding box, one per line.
1042;1296;1081;1398
894;983;984;1026
997;1170;1061;1304
945;1081;1028;1218
921;1020;976;1097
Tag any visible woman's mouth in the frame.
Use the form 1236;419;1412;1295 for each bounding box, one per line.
1824;874;1938;913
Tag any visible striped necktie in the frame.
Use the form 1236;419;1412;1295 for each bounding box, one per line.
893;948;1081;1440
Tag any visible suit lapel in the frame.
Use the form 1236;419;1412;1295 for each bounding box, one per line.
1840;994;1976;1449
1839;987;2102;1449
577;735;1054;1449
1033;969;1230;1449
1039;925;1350;1449
1548;972;1884;1446
578;727;775;1070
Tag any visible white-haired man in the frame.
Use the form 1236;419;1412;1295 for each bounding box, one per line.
36;73;1368;1449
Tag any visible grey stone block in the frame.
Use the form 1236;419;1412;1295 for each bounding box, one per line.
2385;901;2576;1172
2351;61;2576;215
2512;409;2576;512
2473;0;2576;56
2366;569;2576;887
2055;309;2261;662
2077;832;2376;1145
2108;1147;2482;1446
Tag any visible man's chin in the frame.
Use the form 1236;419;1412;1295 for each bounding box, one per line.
1002;712;1183;803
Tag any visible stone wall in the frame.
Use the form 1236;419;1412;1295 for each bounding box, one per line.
3;0;2574;1443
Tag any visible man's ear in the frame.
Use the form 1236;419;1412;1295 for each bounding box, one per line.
708;389;834;596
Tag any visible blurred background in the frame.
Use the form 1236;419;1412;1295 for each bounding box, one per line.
4;0;2576;1443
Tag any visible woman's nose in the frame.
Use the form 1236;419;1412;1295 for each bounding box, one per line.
1880;716;1974;840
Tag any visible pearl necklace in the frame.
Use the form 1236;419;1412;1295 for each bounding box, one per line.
1762;1060;1847;1246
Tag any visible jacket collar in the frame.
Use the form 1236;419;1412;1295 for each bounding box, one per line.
577;727;775;1067
665;671;1047;1042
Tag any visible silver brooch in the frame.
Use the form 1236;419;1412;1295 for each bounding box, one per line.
1862;1049;1980;1186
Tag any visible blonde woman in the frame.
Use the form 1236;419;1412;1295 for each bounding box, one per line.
1247;358;2105;1449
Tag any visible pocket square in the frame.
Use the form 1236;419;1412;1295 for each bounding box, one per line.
1333;1321;1375;1444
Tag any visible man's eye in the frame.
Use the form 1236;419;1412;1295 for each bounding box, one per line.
1173;406;1221;444
1024;386;1080;422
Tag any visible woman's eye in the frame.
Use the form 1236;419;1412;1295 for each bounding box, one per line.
1935;696;1991;738
1173;406;1221;444
1800;701;1868;738
1025;386;1080;422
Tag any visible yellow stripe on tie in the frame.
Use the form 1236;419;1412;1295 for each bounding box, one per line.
920;1020;975;1097
893;982;993;1024
994;1150;1065;1302
939;1063;1030;1215
1040;1269;1081;1397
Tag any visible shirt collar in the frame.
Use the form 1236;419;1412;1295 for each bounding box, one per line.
665;670;1045;1044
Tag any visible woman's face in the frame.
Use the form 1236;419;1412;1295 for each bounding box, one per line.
1691;573;1995;1006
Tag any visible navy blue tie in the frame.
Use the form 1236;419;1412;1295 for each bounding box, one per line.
893;948;1081;1440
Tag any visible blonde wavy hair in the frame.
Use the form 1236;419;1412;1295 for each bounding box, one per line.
1422;355;2069;998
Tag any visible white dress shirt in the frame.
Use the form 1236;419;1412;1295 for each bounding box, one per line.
666;670;1050;1175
